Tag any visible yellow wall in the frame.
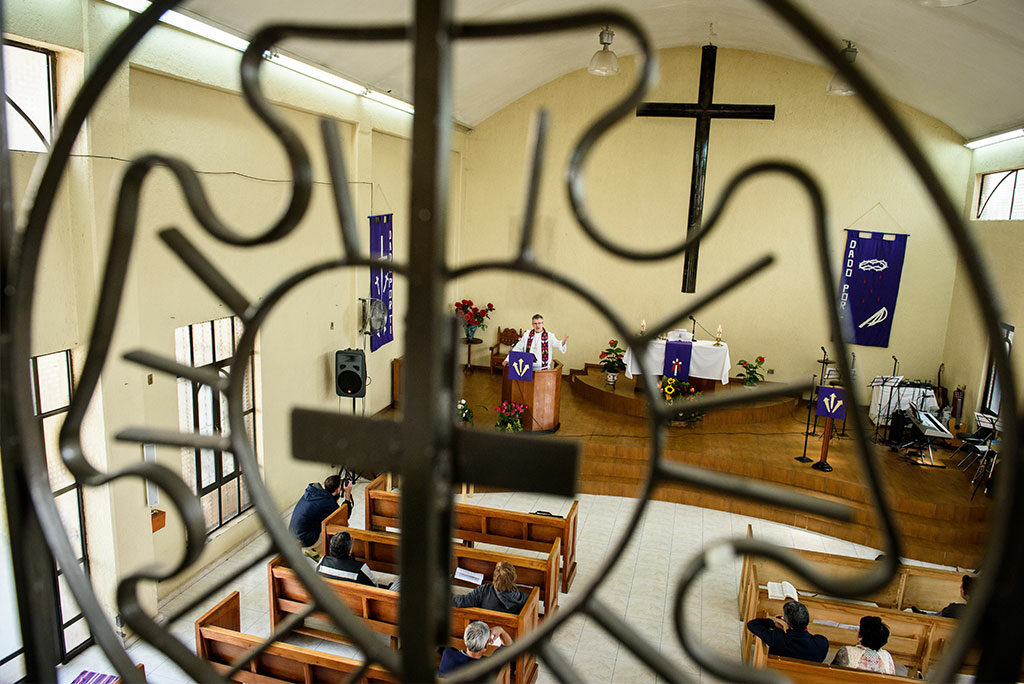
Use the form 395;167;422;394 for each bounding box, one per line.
941;137;1024;424
5;0;466;619
460;47;973;393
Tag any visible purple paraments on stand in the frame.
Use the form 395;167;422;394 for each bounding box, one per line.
838;230;908;348
816;386;847;421
507;351;534;381
662;340;692;380
369;214;394;352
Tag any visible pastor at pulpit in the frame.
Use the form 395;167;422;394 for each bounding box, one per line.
506;314;568;370
502;314;566;432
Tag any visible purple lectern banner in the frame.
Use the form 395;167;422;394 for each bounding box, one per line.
369;214;393;352
816;386;847;421
508;351;534;382
838;230;908;348
662;341;692;380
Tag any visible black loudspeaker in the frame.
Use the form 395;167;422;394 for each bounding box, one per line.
335;349;366;398
889;409;908;444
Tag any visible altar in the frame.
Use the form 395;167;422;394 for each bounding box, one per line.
623;340;732;384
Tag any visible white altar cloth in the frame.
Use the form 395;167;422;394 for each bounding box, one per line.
869;384;939;425
623;339;731;384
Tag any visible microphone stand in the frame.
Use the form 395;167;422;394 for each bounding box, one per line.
797;373;817;463
883;356;900;445
689;316;714;339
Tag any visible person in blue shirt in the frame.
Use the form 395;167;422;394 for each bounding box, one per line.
746;600;829;662
438;621;511;680
288;474;352;561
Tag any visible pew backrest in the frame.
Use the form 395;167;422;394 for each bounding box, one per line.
267;556;538;684
750;639;910;683
197;591;399;684
364;474;578;591
320;520;560;616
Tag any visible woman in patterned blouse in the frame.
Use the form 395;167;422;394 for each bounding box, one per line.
831;616;896;675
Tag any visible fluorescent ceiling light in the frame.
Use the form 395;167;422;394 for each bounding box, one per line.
101;0;414;115
965;128;1024;149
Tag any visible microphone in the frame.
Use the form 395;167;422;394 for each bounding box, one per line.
892;355;898;362
821;346;827;356
689;316;713;338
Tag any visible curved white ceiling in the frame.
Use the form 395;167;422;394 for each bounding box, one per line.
182;0;1024;139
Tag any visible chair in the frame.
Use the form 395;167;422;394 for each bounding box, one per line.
954;425;993;470
489;327;522;374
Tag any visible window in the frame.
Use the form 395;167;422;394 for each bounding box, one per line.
981;323;1013;417
175;316;257;532
1;350;92;682
976;168;1024;220
2;42;55;153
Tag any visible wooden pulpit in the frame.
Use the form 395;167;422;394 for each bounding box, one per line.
502;361;562;432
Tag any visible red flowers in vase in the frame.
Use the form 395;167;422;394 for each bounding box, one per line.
454;299;495;329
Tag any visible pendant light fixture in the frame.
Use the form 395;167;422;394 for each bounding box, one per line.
587;26;619;76
827;41;858;96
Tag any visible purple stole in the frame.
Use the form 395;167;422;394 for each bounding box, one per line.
525;330;550;368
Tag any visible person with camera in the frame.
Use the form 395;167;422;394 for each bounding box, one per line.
288;473;354;561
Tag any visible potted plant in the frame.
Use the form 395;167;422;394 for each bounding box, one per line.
457;398;473;426
737;356;766;387
454;299;494;340
599;339;627;385
494;400;527;432
658;377;706;425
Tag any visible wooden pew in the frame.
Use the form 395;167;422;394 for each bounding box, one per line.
750;638;911;683
741;573;957;678
320;511;560;617
267;556;538;684
196;591;400;684
737;524;972;618
364;473;578;591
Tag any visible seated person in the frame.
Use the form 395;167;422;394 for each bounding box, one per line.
439;621;511;679
831;616;896;674
746;600;829;662
941;574;973;619
317;531;383;588
452;561;527;614
288;474;353;561
911;573;973;618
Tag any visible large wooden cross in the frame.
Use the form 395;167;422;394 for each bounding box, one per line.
637;44;775;293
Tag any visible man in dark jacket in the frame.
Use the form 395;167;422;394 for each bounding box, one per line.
288;474;352;560
452;561;527;614
316;531;379;586
746;600;829;662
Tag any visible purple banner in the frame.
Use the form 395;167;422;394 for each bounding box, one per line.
662;341;692;380
369;214;393;352
838;230;908;348
507;351;534;381
816;386;847;421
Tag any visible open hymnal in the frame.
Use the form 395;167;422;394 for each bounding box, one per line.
767;581;799;601
454;567;484;585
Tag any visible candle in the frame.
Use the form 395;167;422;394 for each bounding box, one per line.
716;324;723;336
641;319;647;333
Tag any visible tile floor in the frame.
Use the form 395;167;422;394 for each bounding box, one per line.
58;482;955;683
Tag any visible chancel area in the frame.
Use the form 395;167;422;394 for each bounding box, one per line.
1;1;1022;682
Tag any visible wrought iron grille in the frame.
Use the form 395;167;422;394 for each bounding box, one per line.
0;0;1020;682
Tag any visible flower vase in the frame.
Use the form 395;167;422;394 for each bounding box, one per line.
463;323;478;341
605;371;620;386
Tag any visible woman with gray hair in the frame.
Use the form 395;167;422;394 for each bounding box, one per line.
438;620;511;678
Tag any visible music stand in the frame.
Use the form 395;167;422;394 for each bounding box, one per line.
868;376;891;442
797;373;817;463
881;376;904;444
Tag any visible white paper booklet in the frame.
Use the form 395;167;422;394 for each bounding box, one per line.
767;580;799;601
454;567;484;585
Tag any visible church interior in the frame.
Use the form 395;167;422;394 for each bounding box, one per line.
1;0;1023;682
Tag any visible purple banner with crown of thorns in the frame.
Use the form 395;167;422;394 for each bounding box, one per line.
838;230;908;348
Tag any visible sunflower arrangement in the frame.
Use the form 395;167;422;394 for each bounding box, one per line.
657;377;706;424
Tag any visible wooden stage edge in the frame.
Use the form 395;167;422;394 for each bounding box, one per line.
453;367;990;569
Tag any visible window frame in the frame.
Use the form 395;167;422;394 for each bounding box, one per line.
980;322;1013;417
976;167;1023;221
176;316;257;532
2;40;57;153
